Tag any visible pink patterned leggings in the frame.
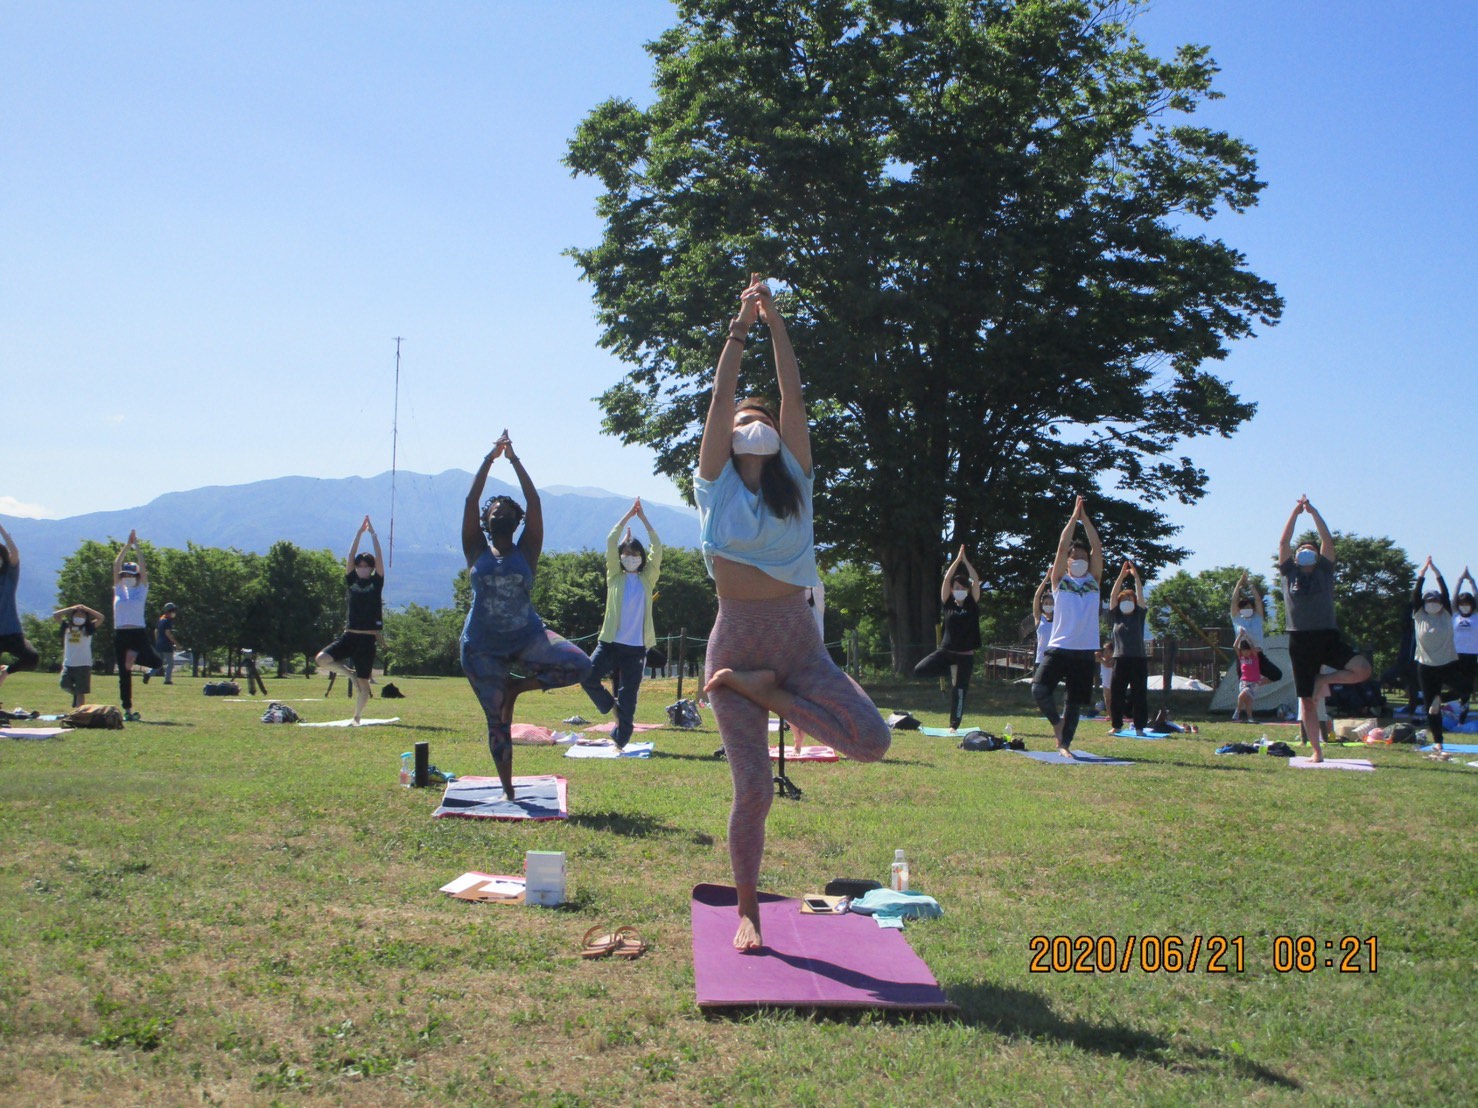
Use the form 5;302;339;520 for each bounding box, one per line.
705;592;891;887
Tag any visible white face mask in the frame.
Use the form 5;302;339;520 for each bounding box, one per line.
1119;600;1135;614
951;589;967;603
1068;559;1088;578
732;421;781;456
72;616;86;625
1041;604;1054;618
1424;602;1443;615
1460;604;1475;617
620;555;643;572
355;566;373;579
120;576;138;589
1239;607;1254;619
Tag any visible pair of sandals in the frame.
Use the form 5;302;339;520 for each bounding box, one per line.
581;925;648;960
1426;750;1453;762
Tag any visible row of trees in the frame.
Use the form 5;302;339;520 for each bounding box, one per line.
25;539;346;675
24;528;1420;681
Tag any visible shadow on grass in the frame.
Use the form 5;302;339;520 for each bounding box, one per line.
567;809;679;838
393;723;459;734
944;980;1299;1089
127;720;194;728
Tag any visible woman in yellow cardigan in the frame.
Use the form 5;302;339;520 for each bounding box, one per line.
579;498;662;748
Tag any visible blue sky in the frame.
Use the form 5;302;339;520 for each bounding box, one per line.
4;1;1474;584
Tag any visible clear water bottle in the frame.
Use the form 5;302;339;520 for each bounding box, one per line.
1003;723;1013;740
890;849;909;892
400;751;413;787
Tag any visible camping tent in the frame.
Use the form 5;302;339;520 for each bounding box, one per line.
1208;633;1295;715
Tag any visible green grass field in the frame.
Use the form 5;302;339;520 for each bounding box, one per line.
1;669;1473;1106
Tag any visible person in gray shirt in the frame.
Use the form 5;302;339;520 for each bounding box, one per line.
1277;496;1371;763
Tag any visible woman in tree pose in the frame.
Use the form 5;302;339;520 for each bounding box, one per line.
1277;496;1371;763
1229;569;1281;683
1107;561;1149;735
912;545;982;733
112;531;162;722
580;498;662;750
1032;497;1103;758
461;432;592;800
0;523;40;693
1411;557;1462;760
315;517;385;725
1452;567;1477;725
698;275;891;952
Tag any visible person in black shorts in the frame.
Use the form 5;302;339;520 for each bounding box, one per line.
1277;496;1371;763
0;522;41;694
912;544;981;733
112;531;162;721
315;516;384;725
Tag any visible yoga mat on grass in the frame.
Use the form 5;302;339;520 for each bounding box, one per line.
1420;743;1478;754
1014;750;1134;765
582;721;663;736
1113;729;1173;739
2;727;72;739
690;883;955;1012
769;745;838;762
1288;758;1374;772
297;717;401;728
564;740;653;759
223;697;325;702
920;726;980;737
433;775;568;820
510;724;577;745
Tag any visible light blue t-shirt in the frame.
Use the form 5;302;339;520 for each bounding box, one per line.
694;443;819;588
1231;612;1264;650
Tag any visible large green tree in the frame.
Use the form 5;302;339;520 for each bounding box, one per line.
254;541;344;675
567;0;1280;670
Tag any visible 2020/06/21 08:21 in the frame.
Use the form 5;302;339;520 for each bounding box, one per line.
1272;935;1378;973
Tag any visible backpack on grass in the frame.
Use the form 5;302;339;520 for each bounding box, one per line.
62;704;124;730
260;702;299;724
203;681;240;696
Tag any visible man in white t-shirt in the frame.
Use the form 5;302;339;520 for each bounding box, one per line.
112;530;163;722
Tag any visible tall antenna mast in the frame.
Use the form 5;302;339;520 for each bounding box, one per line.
389;336;404;569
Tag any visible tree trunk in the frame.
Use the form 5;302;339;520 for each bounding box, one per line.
879;545;941;675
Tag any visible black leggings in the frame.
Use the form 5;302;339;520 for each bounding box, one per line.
114;629;162;711
1110;655;1149;732
0;633;40;674
1419;661;1464;743
1455;654;1476;721
913;649;975;729
1032;649;1095;747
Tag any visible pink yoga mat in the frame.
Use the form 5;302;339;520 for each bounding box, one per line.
690;883;955;1012
768;745;839;762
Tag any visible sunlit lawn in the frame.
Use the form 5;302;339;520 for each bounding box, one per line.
0;668;1472;1106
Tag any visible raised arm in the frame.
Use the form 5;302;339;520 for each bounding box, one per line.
1032;570;1052;620
1109;561;1131;603
1459;566;1477;598
698;279;761;482
1277;499;1303;564
1050;498;1084;587
1080;507;1104;583
1252;581;1266;619
366;518;384;576
753;281;811;474
347;518;368;573
113;530;137;584
0;521;17;568
941;547;967;604
462;443;502;566
1230;570;1248;618
1412;557;1430;611
634;499;662;573
959;548;982;601
1304;499;1335;562
505;437;542;568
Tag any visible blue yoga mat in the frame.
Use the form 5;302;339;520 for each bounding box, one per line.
920;726;978;737
1014;750;1134;765
1114;729;1172;739
1420;743;1478;754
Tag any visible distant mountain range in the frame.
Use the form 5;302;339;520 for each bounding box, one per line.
1;471;699;616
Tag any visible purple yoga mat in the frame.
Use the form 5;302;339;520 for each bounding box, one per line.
690;883;956;1012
